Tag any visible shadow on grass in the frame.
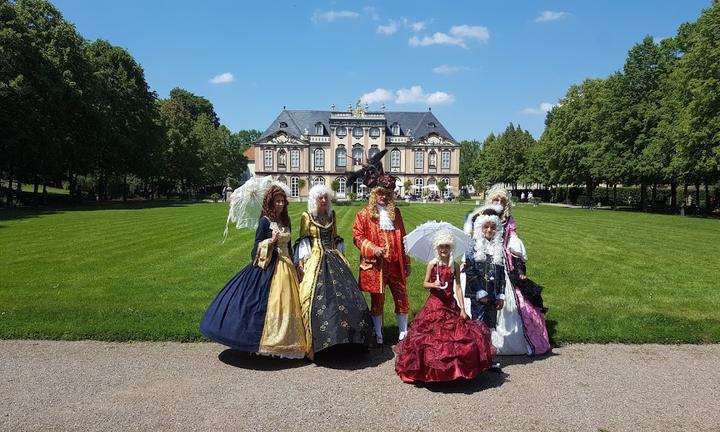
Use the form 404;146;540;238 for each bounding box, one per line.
314;343;394;370
410;369;507;394
0;200;200;226
218;349;310;371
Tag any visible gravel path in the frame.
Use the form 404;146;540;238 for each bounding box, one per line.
1;341;718;431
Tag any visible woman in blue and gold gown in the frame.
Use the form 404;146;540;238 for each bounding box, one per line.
295;184;372;355
200;185;309;358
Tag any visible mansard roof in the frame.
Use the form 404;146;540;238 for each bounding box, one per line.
257;110;456;143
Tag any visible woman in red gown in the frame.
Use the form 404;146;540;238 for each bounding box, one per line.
394;229;496;383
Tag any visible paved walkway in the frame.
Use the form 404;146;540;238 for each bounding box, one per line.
1;341;718;431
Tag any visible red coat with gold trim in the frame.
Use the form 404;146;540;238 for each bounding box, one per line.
352;206;410;294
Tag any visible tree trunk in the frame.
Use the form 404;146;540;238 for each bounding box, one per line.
612;184;617;210
704;179;710;216
122;174;128;203
6;172;13;208
670;180;677;212
42;180;48;205
640;182;647;212
651;181;657;209
33;174;40;207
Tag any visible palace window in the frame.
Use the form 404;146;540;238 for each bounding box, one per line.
315;122;324;135
368;145;379;160
414;177;424;195
290;149;300;170
441;151;451;170
264;149;273;169
336;126;347;137
390;149;401;172
369;127;381;138
391;123;400;136
290;176;299;197
314;176;325;186
314;148;325;171
414;151;424;170
338;177;346;195
335;145;347;168
352;145;363;166
352;127;363;138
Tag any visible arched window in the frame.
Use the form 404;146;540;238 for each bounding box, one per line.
314;176;325;186
290;176;299;197
315;122;324;135
428;150;437;169
314;148;324;171
391;123;400;136
335;145;347;168
277;149;287;170
337;177;346;196
290;149;300;170
352;127;364;138
368;145;379;160
414;151;424;170
352;145;363;166
390;148;401;172
369;127;381;138
336;126;347;137
441;151;451;170
414;177;424;196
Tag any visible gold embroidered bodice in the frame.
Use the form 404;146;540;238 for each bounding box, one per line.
270;222;291;258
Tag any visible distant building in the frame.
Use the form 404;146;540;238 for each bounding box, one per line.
252;102;459;198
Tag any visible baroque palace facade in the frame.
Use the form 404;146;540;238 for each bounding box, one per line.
251;102;459;199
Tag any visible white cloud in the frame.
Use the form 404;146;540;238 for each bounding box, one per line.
395;86;455;105
410;20;427;32
432;65;471;74
312;10;359;23
449;25;490;42
361;88;394;104
377;22;398;35
409;32;466;48
209;72;234;84
521;102;555;115
535;11;570;23
363;6;380;21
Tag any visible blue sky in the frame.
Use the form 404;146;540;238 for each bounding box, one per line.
54;0;709;141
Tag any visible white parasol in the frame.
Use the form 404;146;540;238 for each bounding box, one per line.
223;175;290;238
404;221;472;287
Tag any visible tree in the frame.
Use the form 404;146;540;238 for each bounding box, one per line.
459;140;482;187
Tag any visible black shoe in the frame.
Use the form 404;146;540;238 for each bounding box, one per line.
489;362;502;372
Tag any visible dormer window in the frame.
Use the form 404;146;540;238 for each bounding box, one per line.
279;122;288;128
427;122;436;128
391;123;400;136
315;122;324;135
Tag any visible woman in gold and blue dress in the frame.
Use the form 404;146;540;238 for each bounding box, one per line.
295;184;372;355
200;185;309;358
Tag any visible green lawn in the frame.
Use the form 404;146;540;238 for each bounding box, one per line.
1;201;718;344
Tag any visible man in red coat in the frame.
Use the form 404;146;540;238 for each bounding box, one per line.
352;174;411;344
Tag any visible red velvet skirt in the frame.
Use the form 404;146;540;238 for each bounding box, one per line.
394;289;495;383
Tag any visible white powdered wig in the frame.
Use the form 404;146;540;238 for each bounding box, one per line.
463;203;504;236
472;214;504;265
307;184;334;218
432;228;456;268
485;183;512;220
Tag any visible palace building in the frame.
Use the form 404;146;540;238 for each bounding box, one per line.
251;102;460;199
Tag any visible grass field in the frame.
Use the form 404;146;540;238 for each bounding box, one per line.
1;201;718;344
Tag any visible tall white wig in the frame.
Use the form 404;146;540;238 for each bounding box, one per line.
485;183;512;221
472;214;504;265
307;184;334;218
432;229;456;267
